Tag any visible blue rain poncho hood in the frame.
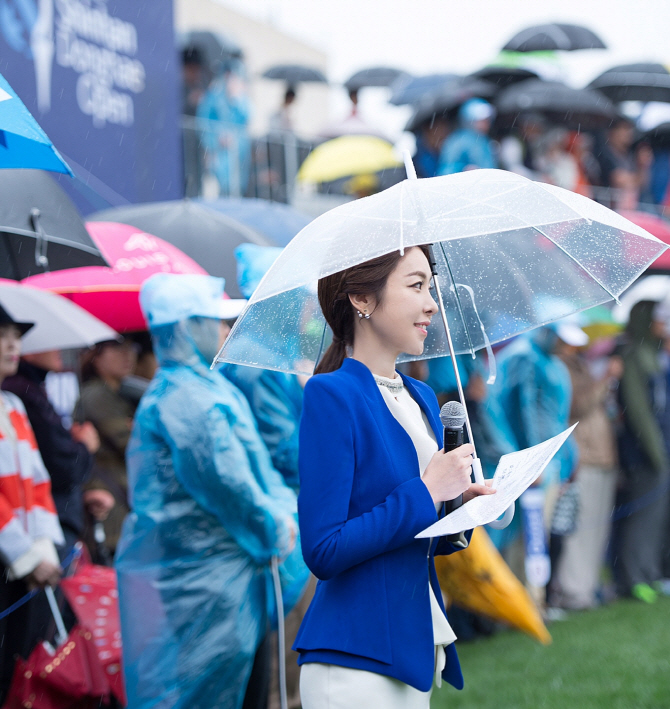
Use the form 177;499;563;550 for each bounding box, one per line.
486;332;577;485
116;275;297;709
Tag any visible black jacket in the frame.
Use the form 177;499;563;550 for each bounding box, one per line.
3;362;93;535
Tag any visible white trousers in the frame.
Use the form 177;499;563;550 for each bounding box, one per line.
556;465;617;608
300;663;432;709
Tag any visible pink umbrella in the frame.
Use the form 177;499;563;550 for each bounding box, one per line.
619;210;670;270
24;222;209;332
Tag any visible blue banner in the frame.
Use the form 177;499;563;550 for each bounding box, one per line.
0;0;182;212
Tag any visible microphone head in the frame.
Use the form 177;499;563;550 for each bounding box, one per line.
440;400;466;430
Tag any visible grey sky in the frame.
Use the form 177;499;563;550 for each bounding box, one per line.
218;0;669;85
217;0;669;139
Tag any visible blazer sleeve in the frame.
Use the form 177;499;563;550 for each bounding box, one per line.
298;377;438;580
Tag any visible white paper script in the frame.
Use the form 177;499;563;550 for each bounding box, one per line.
416;423;577;538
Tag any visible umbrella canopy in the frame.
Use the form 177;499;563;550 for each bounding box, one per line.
90;201;272;298
0;169;106;279
388;73;460;106
86;221;208;275
470;50;564;89
297;136;402;184
495;79;616;130
215;169;666;377
405;77;496;133
469;65;540;90
588;63;670;104
24;224;209;332
0;280;118;353
502;23;606;52
344;66;408;91
435;526;551;644
0;72;72;175
197;198;312;246
618;210;670;271
262;64;327;84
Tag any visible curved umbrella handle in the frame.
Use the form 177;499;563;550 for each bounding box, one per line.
487;503;515;529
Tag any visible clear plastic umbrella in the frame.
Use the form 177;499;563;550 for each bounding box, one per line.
215;165;666;498
216;168;666;373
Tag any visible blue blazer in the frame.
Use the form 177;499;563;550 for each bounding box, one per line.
293;358;471;692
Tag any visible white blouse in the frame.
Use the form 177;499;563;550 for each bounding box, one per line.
374;373;457;688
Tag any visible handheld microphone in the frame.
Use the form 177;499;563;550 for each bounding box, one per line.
440;401;468;516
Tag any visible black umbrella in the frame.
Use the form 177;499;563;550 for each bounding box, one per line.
405;77;496;133
388;73;460;106
344;67;408;91
469;65;540;90
496;79;615;130
0;169;106;279
90;201;273;298
588;63;670;104
502;23;606;52
179;30;243;76
262;64;327;84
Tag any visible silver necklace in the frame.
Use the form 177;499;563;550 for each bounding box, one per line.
373;373;404;396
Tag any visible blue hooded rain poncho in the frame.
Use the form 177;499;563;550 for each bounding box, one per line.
484;327;577;548
223;244;304;490
115;274;297;709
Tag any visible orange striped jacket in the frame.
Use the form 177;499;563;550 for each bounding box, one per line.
0;392;64;566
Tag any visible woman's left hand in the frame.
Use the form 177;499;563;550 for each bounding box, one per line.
462;479;496;504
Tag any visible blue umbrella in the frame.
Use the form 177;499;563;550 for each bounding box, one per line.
199;198;312;246
0;73;72;175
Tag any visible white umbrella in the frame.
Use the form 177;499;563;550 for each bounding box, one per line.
0;282;118;354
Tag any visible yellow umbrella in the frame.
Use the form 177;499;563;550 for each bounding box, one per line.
435;526;552;645
297;135;402;184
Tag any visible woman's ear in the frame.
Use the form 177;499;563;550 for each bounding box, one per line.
348;293;374;315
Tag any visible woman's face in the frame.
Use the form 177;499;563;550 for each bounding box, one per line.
361;247;438;357
0;325;21;380
94;342;137;382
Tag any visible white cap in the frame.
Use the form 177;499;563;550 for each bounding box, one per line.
220;299;247;320
141;274;227;329
556;322;589;347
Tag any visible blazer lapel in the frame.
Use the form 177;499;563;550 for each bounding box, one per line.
401;374;442;443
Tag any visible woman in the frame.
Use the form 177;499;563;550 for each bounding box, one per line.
74;338;138;557
0;305;64;703
294;246;494;707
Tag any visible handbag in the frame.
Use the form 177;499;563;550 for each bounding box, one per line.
550;481;580;537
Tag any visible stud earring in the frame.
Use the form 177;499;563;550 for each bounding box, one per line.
364;311;370;319
357;309;371;320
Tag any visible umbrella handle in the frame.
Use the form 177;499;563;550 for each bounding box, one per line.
270;557;288;709
45;586;68;647
487;502;515;529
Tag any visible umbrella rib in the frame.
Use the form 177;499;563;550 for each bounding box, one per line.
438;240;476;356
533;226;620;303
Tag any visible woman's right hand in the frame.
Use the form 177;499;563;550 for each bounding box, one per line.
26;560;62;589
422;444;475;504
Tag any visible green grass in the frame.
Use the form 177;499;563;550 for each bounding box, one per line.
431;596;670;709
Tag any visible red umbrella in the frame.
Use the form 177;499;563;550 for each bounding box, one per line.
60;564;126;706
23;222;209;332
619;210;670;270
2;626;111;709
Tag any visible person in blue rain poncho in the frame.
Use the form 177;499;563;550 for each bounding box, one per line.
485;324;580;569
437;98;497;175
197;61;252;195
223;245;303;491
115;274;297;709
222;244;310;709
